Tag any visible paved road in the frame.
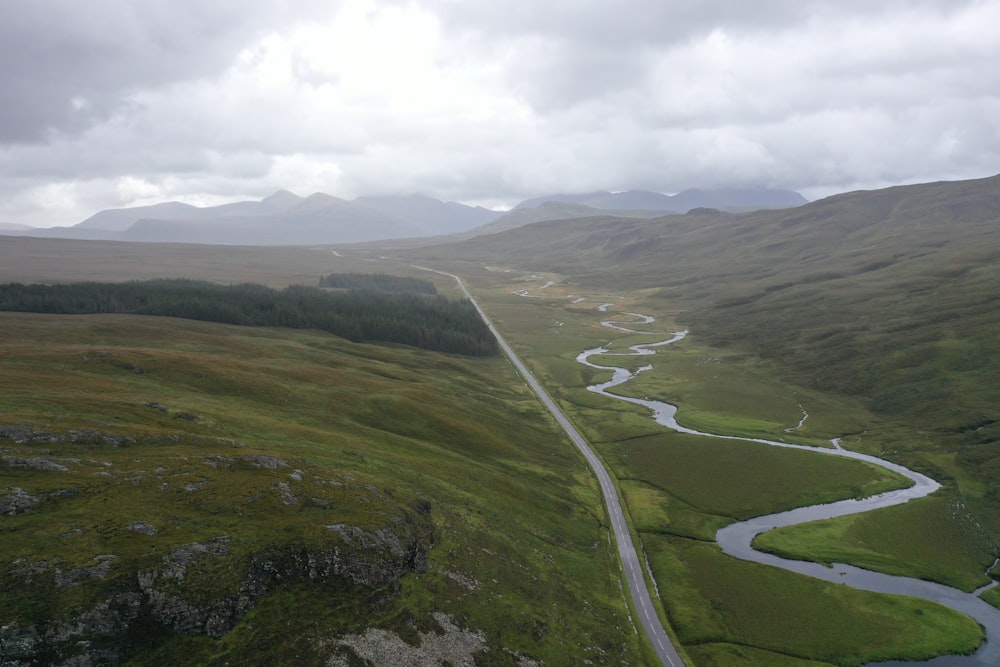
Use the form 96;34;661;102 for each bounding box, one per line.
422;268;685;667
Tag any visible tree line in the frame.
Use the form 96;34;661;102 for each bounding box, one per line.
0;279;498;356
319;272;438;294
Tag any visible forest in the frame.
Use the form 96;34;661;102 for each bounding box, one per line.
0;278;498;356
319;272;438;294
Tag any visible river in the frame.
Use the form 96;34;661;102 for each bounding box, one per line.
577;308;1000;666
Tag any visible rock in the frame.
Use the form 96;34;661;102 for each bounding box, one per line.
55;555;118;588
0;623;42;663
334;612;487;666
160;537;231;582
125;521;158;536
0;426;138;447
277;481;298;505
0;489;434;665
241;454;287;469
0;455;70;471
0;486;40;515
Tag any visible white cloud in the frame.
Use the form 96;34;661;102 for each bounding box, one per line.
0;0;998;226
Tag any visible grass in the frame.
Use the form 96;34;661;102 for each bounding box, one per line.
607;432;907;530
0;311;647;665
646;533;982;666
404;174;1000;555
754;493;998;591
4;203;999;665
438;265;994;664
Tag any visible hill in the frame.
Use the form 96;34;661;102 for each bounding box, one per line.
2;175;996;663
454;201;665;239
353;194;503;235
512;186;807;212
0;222;34;231
405;173;1000;521
0;310;643;665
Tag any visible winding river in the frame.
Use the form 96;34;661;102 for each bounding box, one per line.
577;307;1000;666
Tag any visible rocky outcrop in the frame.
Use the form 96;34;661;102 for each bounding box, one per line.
330;612;487;666
0;487;39;515
1;514;432;666
0;425;142;448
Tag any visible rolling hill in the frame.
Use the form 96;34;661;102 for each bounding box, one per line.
512;186;807;212
405;172;1000;520
2;173;998;664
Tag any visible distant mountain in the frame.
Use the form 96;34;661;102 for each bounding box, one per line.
0;222;34;231
74;190;306;232
462;201;665;239
0;186;806;246
513;187;807;213
354;194;503;236
119;194;418;245
48;191;504;245
76;201;203;231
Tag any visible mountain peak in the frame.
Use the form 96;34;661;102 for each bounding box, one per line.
263;189;302;203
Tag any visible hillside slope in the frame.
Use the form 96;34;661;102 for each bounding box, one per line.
405;173;1000;518
0;313;644;665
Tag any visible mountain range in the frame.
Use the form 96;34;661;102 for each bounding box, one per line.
1;187;807;246
512;187;807;212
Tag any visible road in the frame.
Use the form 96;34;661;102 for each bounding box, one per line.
421;267;685;667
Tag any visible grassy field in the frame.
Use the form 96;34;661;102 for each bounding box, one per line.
405;175;1000;551
754;493;998;591
444;263;988;664
2;224;996;665
647;533;981;667
0;311;649;665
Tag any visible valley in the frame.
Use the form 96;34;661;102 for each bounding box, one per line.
1;173;999;665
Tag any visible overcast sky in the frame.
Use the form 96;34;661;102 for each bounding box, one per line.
2;0;998;227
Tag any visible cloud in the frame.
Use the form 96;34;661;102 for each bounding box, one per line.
0;1;332;143
1;0;998;226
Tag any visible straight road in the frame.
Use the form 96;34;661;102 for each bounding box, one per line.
420;268;685;667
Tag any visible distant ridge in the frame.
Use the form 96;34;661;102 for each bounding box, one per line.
4;191;506;245
0;185;806;245
355;194;502;236
512;187;807;212
458;202;665;240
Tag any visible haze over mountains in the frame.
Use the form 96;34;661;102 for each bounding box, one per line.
512;187;807;212
0;187;807;246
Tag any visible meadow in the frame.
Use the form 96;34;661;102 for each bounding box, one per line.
0;306;649;665
446;263;988;665
3;187;997;666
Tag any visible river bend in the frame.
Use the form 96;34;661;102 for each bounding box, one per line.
578;308;1000;667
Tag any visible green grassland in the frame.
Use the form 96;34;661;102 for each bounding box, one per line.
646;533;981;667
754;493;997;591
4;169;999;667
0;311;647;665
407;177;1000;553
441;265;987;664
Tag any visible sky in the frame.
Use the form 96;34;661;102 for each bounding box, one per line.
1;0;998;227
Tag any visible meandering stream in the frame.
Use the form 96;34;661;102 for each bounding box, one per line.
577;307;1000;666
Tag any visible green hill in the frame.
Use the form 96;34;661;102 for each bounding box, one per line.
405;173;1000;531
409;174;1000;427
0;313;645;665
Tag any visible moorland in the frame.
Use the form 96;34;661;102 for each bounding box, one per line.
1;173;999;666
